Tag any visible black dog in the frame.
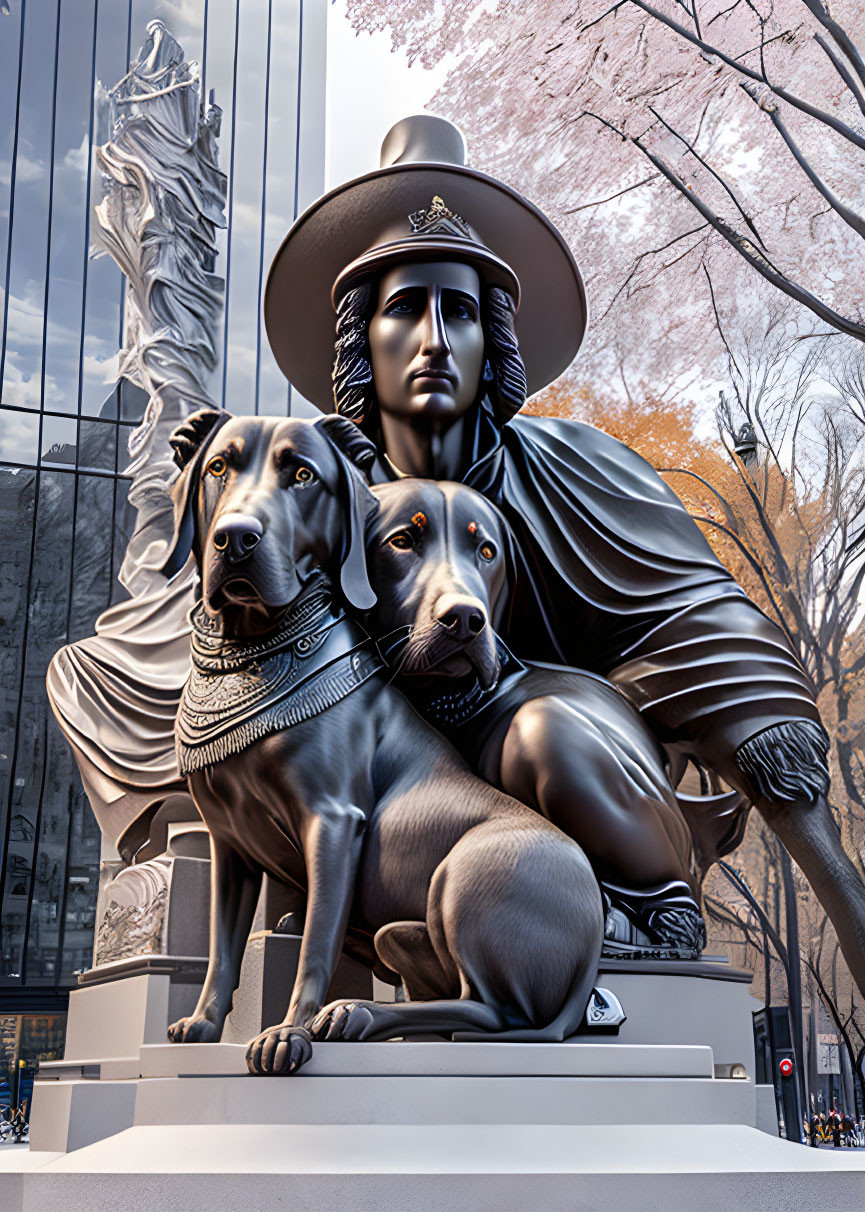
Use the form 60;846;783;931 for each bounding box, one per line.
162;410;603;1073
367;477;706;954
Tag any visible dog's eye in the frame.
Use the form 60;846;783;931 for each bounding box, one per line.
294;466;315;484
207;457;227;478
479;542;497;562
388;532;414;551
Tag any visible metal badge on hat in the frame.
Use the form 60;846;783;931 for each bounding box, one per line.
408;196;472;239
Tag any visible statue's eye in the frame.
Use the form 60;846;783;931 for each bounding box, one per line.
479;542;496;562
388;532;414;551
446;299;478;322
207;457;227;478
295;466;315;484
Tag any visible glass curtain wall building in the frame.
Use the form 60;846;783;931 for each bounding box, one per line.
0;0;326;1048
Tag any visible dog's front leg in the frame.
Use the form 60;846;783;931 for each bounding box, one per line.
246;801;365;1075
169;833;262;1043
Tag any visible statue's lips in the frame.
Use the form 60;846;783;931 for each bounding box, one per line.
410;368;456;385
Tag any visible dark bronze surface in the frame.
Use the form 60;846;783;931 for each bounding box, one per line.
164;412;603;1073
367;477;706;952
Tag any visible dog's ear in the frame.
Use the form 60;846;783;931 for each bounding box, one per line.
316;414;377;478
160;408;231;579
315;416;378;612
491;509;520;632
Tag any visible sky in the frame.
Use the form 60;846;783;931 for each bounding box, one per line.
325;0;447;188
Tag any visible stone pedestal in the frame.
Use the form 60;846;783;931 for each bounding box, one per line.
6;1036;865;1210
7;958;858;1209
65;961;207;1062
222;932;373;1044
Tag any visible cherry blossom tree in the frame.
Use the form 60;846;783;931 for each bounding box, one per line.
344;1;865;395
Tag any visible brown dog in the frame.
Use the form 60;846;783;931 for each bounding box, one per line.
367;477;706;954
161;410;604;1073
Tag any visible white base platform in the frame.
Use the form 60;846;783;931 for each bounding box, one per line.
3;1123;864;1211
2;1040;863;1210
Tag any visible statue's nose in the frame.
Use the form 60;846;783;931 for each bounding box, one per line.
435;595;486;640
212;513;263;564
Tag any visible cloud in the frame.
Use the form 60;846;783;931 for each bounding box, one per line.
62;134;90;184
0;352;62;415
0;154;45;188
82;350;120;387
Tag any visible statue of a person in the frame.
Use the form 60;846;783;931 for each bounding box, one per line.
262;114;865;989
48;114;865;994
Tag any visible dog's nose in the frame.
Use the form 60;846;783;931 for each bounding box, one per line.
435;596;486;640
212;513;263;563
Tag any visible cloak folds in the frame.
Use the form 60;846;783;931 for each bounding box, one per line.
47;404;822;858
461;407;821;795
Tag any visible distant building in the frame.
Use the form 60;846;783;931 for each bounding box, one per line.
0;0;325;1069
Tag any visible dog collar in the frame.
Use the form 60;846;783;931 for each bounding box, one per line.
177;595;383;774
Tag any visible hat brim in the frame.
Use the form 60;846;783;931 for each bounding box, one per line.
264;162;587;411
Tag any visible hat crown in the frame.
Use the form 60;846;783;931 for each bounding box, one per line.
380;114;467;169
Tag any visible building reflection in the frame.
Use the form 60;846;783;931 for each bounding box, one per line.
0;0;325;1072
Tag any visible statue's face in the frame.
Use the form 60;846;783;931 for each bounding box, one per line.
368;261;485;421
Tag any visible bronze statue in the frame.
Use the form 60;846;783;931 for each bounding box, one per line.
161;410;603;1073
366;475;703;955
46;113;865;1017
265;114;865;994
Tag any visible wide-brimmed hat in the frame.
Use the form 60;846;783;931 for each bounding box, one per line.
265;114;587;411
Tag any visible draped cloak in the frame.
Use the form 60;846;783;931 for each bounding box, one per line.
47;401;821;860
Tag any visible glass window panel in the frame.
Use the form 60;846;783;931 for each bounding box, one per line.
1;467;75;983
255;0;299;416
25;729;80;984
68;473;116;642
0;406;39;463
79;1;132;416
59;783;100;982
40;414;77;466
108;474;133;601
77;418;117;473
42;0;99;416
18;1014;66;1062
223;0;270;415
0;464;35;827
0;0;25;302
0;0;60;412
203;0;240;405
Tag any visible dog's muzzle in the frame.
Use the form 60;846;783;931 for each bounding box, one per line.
212;513;263;565
435;595;486;640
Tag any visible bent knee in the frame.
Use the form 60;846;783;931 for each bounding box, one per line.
502;697;620;802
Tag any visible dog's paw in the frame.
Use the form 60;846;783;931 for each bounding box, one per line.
167;1016;220;1044
245;1024;313;1075
311;999;377;1041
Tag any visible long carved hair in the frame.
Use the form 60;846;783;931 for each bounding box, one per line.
332;274;527;429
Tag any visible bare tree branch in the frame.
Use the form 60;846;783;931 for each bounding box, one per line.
814;32;865;117
648;104;767;247
800;0;865;93
615;127;865;341
626;0;865;151
741;82;865;241
564;173;660;213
